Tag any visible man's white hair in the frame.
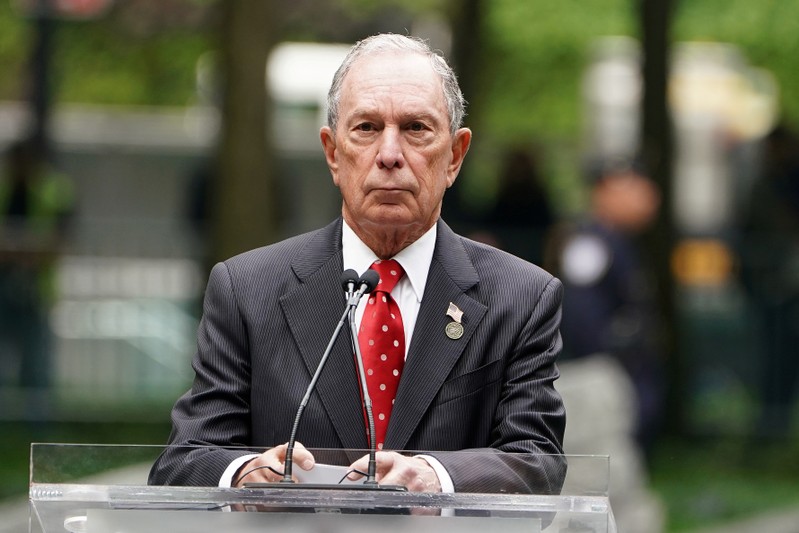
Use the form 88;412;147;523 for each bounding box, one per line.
326;33;467;135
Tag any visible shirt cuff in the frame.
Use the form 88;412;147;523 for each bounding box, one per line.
415;454;454;493
219;454;260;488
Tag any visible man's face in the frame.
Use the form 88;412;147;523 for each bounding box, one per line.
320;52;471;240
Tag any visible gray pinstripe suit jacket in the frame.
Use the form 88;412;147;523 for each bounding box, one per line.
150;218;566;493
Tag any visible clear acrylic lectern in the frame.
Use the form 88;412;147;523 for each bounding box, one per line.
29;444;615;532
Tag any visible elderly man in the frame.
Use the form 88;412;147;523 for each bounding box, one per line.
149;33;565;494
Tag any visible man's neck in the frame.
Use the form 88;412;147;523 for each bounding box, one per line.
344;217;435;259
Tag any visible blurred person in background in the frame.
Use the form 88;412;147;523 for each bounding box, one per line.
740;123;799;439
479;146;555;265
0;138;74;408
547;158;664;457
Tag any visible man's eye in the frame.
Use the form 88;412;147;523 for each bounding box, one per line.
357;123;374;132
409;122;425;132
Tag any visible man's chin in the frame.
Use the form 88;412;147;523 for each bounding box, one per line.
361;205;418;226
344;204;435;233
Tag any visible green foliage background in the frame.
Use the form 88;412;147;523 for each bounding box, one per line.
474;0;799;141
0;2;30;99
480;0;636;142
0;1;212;107
2;1;798;120
464;0;638;214
462;0;799;214
0;0;797;208
674;0;799;122
54;23;210;106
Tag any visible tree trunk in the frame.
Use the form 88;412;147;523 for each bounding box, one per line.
639;0;681;433
448;0;483;121
212;0;280;263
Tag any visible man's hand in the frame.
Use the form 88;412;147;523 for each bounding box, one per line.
232;442;315;487
348;452;442;492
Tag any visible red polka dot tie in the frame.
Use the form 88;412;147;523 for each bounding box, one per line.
359;259;405;450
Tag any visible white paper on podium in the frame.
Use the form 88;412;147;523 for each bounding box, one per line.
293;463;365;485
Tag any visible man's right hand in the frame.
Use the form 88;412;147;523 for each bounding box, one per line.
232;442;315;487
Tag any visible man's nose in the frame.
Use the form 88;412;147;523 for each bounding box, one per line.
376;127;405;169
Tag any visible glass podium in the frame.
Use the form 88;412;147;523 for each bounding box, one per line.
29;444;616;533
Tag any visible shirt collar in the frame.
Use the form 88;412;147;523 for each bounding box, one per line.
342;220;436;303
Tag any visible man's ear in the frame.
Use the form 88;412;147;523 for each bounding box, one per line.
320;126;339;185
446;127;472;187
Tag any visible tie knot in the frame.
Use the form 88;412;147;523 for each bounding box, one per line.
370;259;405;293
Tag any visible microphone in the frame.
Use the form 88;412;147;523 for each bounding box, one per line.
341;268;358;300
347;269;383;486
280;269;377;483
353;269;379;304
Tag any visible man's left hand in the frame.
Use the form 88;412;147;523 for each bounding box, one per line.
348;452;442;492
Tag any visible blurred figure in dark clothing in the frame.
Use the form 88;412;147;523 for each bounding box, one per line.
740;123;799;438
0;139;73;399
548;158;664;455
480;146;554;264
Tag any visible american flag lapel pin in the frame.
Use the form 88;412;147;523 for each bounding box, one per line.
445;302;464;340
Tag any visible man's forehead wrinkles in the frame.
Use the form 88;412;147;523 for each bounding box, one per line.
347;106;440;120
344;97;446;124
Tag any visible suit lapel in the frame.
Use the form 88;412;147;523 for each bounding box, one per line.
387;221;486;450
280;219;369;449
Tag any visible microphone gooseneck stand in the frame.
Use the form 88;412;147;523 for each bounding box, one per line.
347;271;381;486
281;270;378;484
